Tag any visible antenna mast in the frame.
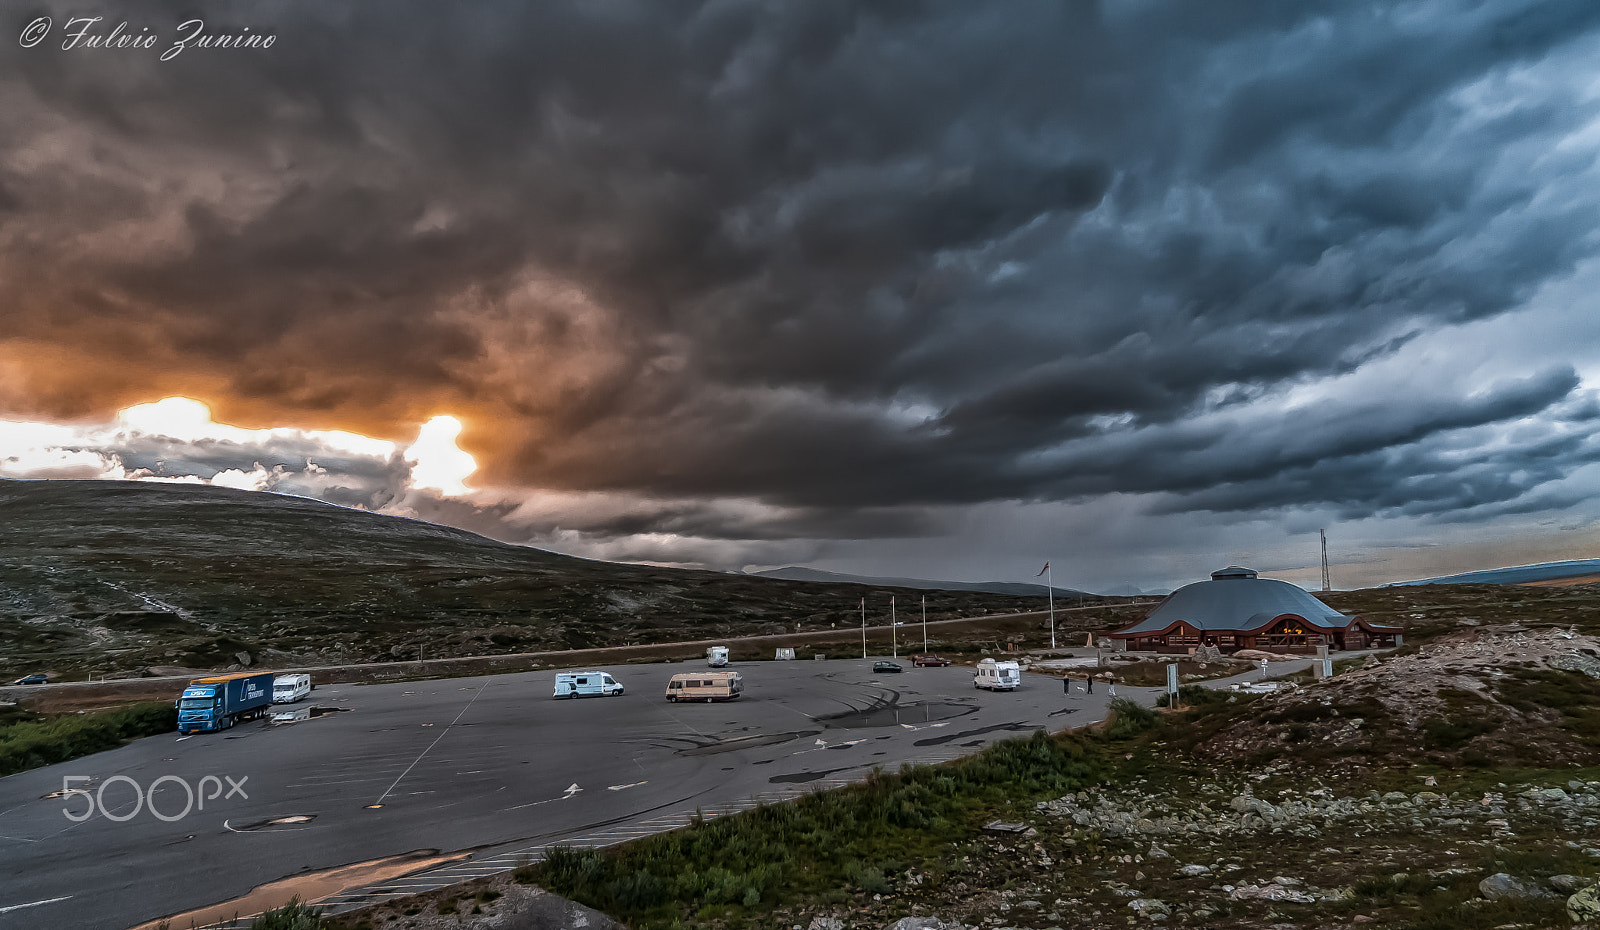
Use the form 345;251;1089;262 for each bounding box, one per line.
1320;529;1330;592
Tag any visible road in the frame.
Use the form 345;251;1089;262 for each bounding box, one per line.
0;653;1309;929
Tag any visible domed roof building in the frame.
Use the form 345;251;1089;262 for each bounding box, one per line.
1108;566;1400;654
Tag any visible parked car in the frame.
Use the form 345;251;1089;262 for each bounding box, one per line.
12;673;47;685
872;660;903;673
912;655;951;667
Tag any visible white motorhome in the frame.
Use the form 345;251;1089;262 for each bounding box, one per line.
706;645;730;667
272;674;311;704
666;671;743;702
554;671;625;699
973;658;1021;691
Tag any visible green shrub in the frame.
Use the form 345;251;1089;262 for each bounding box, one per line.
527;728;1111;925
0;702;178;776
1155;685;1230;708
1421;717;1497;751
251;898;323;930
1105;698;1157;739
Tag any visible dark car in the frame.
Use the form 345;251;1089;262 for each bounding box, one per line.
871;660;903;673
912;655;951;667
13;674;48;685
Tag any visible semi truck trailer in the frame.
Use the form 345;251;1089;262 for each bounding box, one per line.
177;672;274;734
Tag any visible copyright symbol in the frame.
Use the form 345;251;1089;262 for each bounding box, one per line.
19;16;50;47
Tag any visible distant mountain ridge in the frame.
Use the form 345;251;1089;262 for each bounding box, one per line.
749;566;1094;598
0;479;1051;677
1386;558;1600;587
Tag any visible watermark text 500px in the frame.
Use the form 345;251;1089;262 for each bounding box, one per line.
59;774;248;822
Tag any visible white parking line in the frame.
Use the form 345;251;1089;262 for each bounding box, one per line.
0;895;72;915
372;684;492;806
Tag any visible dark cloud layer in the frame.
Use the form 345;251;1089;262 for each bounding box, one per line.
4;0;1600;564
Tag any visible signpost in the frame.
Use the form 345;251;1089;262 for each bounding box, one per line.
891;596;899;658
1166;662;1179;708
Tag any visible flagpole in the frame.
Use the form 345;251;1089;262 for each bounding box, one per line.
921;595;927;652
1048;562;1056;650
891;596;897;658
861;597;867;659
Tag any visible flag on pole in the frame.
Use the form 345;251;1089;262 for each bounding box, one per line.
1036;562;1050;577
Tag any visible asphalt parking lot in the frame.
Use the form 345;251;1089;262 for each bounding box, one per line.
0;654;1151;929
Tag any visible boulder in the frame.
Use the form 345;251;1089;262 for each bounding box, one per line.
1570;882;1600;923
1230;883;1315;904
1551;652;1600;679
809;919;845;930
1479;873;1546;901
883;918;960;930
1550;874;1591;894
1127;898;1171;918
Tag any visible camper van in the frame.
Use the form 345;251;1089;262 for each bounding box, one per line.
554;671;625;699
706;645;730;667
272;674;311;704
973;658;1021;691
666;671;743;702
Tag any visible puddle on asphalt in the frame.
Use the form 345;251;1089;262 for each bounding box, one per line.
229;814;318;831
817;699;978;730
769;766;858;784
910;721;1037;746
127;849;469;930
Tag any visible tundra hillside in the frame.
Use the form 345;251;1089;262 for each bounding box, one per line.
0;480;1131;680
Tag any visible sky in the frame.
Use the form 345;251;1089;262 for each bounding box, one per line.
3;0;1600;594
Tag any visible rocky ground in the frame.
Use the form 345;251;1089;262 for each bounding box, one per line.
759;771;1600;930
332;872;624;930
749;626;1600;930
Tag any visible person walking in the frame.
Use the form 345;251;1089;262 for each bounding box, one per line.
1107;673;1117;697
1062;672;1072;697
1085;673;1093;695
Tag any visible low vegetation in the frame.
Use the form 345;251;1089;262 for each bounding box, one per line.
0;701;175;776
512;729;1118;926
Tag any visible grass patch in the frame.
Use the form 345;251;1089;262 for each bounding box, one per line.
1154;684;1232;708
1104;697;1157;738
251;898;326;929
1420;716;1498;751
518;729;1111;927
0;702;176;775
1109;658;1250;687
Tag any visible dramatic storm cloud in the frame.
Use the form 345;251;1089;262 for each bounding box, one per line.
3;0;1600;590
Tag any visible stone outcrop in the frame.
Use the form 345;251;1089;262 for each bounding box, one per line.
1569;882;1600;923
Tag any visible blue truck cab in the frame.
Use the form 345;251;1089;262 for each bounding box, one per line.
177;672;274;734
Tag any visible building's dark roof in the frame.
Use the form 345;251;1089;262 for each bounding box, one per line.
1111;567;1353;637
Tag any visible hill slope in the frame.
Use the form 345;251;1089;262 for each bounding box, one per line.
0;480;1050;677
1387;558;1600;587
749;566;1093;598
